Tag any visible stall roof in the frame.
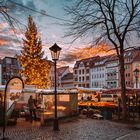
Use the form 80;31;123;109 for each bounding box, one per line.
103;87;140;94
77;87;105;94
77;87;104;91
36;89;78;95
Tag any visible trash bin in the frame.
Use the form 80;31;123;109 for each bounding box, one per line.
101;109;112;120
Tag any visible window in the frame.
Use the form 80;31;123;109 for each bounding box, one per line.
82;77;84;81
86;76;89;80
74;70;77;74
75;78;77;81
102;74;104;78
79;63;84;67
126;73;127;77
86;69;89;73
82;69;84;74
12;59;17;65
79;77;81;81
6;58;12;64
87;84;89;88
135;63;138;68
79;70;81;75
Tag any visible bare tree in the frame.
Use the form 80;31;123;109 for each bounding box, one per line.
65;0;140;120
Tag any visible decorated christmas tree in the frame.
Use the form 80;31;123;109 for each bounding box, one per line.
18;15;50;88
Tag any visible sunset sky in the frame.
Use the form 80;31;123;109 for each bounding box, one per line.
0;0;115;67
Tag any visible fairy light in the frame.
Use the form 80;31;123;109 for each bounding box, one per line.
18;16;50;89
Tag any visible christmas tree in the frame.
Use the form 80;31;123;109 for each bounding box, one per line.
18;15;50;88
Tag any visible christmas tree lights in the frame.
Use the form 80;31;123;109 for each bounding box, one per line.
18;15;50;89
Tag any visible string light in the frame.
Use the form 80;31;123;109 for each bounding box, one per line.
18;16;50;89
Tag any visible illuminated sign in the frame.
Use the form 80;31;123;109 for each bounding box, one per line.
6;77;24;110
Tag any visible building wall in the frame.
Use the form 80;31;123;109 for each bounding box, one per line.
106;61;119;88
73;50;140;89
74;62;90;88
61;79;74;89
0;64;2;85
124;63;133;87
2;57;21;85
58;68;70;89
90;66;106;88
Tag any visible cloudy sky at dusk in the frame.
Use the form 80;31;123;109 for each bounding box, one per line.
0;0;78;65
0;0;118;66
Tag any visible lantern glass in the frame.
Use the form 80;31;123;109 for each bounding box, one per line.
49;43;61;61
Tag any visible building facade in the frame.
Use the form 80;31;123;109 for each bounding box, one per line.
57;66;70;89
2;57;21;85
61;73;74;89
131;50;140;88
105;55;119;88
90;56;109;88
73;49;140;89
73;56;99;88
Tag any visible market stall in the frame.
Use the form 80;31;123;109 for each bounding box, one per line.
36;89;78;124
77;87;103;102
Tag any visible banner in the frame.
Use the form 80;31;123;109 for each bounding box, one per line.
6;77;24;111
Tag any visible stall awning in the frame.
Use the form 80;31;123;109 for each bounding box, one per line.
77;87;105;94
103;87;140;94
36;89;78;95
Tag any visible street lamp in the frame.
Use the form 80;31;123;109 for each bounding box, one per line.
134;68;139;88
49;43;61;131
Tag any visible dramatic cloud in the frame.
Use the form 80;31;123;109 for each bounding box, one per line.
0;21;23;58
60;44;115;65
0;0;118;68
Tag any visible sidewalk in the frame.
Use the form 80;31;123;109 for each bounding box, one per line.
0;118;140;140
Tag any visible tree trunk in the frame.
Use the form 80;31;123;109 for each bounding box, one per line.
119;54;127;120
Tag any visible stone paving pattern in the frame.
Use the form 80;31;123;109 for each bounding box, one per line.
0;118;140;140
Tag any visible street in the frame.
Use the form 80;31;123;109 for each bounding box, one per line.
0;118;140;140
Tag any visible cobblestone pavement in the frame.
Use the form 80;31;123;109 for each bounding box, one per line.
0;118;140;140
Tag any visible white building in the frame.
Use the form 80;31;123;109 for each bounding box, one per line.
57;66;70;89
105;55;119;88
90;56;109;88
73;56;99;88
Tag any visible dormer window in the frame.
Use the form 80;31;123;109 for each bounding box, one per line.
79;62;84;67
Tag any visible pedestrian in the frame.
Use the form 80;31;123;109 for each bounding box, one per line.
28;95;36;123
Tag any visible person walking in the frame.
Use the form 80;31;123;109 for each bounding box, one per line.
28;95;36;123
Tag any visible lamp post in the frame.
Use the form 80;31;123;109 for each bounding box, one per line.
49;43;61;131
134;68;139;88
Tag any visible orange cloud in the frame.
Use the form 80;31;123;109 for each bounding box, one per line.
0;39;9;46
75;43;115;60
59;43;116;68
61;43;115;62
0;22;8;29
